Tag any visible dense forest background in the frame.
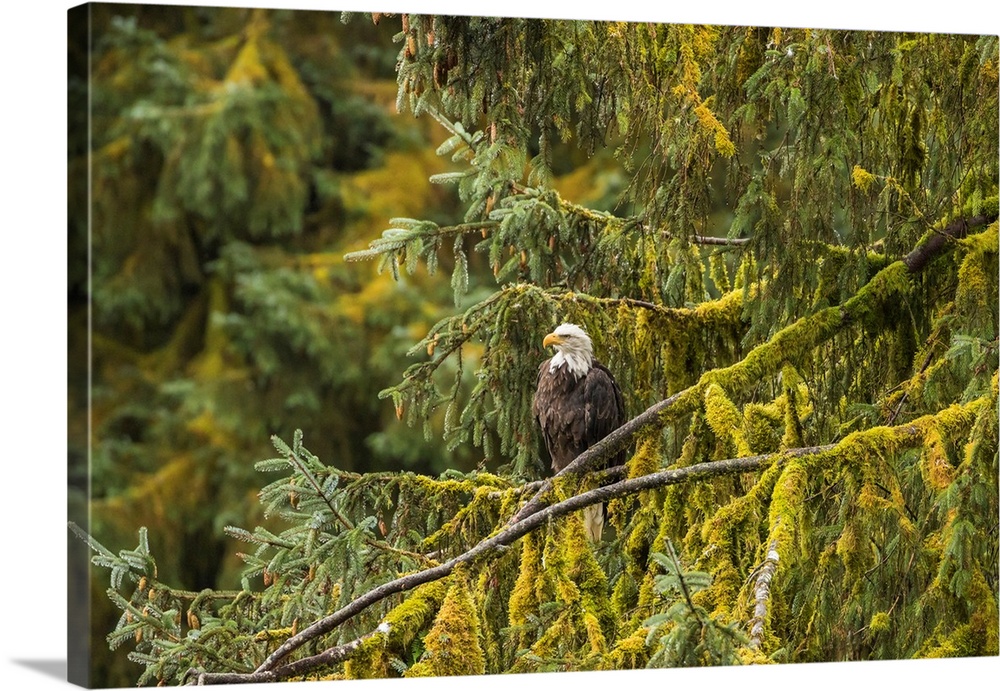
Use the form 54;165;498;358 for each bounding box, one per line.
67;5;498;686
67;4;997;689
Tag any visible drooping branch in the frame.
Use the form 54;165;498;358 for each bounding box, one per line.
550;286;744;317
194;627;384;685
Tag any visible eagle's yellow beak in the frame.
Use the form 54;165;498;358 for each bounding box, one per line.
543;332;562;348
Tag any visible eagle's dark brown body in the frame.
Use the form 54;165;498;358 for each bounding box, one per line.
533;357;626;473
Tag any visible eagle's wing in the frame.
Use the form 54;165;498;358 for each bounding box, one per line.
584;362;627;467
533;359;555;472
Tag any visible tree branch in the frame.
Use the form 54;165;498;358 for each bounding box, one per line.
507;390;687;525
195;626;385;685
689;234;750;247
236;387;984;681
507;214;997;527
254;444;832;676
487;464;626;500
749;540;780;649
902;214;994;272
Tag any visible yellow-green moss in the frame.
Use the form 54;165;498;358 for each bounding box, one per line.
704;460;784;555
743;402;782;453
405;573;485;677
958;221;999;253
421;484;503;552
564;519;611;613
582;611;608;655
919;566;998;659
835;517;870;577
602;628;650;669
344;579;450;679
512;610;575;672
841;261;913;328
343;631;390;680
704;383;751;456
707;304;842;396
630;307;657;403
851;165;877;193
701;560;742;620
954;224;998;333
632;570;658;631
610;569;639;621
623;504;658;569
868;611;890;635
767;460;809;560
507;531;547;632
736;646;775;664
921;426;957;490
709;252;732;294
780;364;806;449
913;399;988;463
920;624;977;658
630;434;663;479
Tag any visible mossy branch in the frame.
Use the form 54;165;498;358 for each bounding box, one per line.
239;445;826;679
234;400;969;681
902;214;995;273
182;382;983;683
508;216;998;525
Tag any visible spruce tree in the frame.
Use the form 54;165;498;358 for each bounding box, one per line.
73;10;998;686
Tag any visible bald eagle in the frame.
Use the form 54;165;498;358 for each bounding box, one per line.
533;323;626;541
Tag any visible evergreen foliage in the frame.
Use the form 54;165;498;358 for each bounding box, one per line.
69;5;473;685
73;8;998;686
643;542;747;667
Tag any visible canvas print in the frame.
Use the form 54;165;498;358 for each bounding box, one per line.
67;3;999;688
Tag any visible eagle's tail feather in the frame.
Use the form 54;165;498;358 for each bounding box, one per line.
583;503;604;542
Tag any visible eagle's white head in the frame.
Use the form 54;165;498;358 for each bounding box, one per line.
543;323;593;379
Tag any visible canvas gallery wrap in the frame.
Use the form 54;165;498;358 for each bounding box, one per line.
67;2;999;688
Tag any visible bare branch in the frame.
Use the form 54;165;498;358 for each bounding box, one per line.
902;214;994;272
690;234;750;247
195;626;385;685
